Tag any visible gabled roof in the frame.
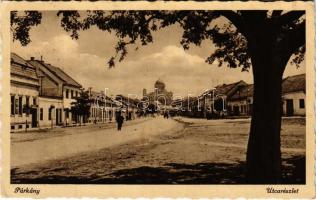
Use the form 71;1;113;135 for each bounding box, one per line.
200;80;248;99
11;53;38;80
115;94;141;107
28;60;82;88
282;74;305;94
28;60;65;84
43;63;82;88
90;90;117;105
215;80;247;96
11;53;34;69
230;84;254;100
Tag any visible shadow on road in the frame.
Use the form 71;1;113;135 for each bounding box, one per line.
91;162;246;184
11;155;305;184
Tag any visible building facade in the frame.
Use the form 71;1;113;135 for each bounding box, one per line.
10;53;40;132
228;84;254;116
115;94;140;120
225;74;305;117
88;90;118;123
183;74;305;119
282;74;305;116
28;57;82;127
199;80;248;117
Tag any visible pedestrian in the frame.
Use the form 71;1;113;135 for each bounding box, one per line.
116;111;124;131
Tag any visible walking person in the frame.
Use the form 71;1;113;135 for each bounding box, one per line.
116;111;124;131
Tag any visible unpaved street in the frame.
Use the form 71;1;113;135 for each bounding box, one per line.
11;116;183;167
11;117;305;184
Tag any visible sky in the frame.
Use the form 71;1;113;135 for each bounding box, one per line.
11;11;305;98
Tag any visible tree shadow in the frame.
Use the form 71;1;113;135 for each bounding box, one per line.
281;155;305;184
11;155;305;184
91;162;246;184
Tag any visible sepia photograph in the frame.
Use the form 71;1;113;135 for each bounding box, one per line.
1;1;315;198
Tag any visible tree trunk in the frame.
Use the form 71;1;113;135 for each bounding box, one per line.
246;41;287;183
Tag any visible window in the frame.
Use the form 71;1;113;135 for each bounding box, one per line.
18;96;22;115
48;108;52;120
33;97;37;105
71;90;74;99
66;89;69;98
25;96;30;115
11;126;15;130
299;99;305;109
18;125;22;129
11;95;15;115
65;109;69;118
40;108;43;120
26;96;30;107
76;91;78;97
15;98;19;114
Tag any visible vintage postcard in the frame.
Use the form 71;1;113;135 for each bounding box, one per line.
1;1;315;198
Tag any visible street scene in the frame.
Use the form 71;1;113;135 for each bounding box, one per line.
10;10;306;184
11;116;305;184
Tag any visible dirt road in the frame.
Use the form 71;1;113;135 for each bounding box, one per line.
11;117;305;184
11;116;183;167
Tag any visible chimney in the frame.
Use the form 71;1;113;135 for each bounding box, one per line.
30;57;35;61
88;87;92;97
40;55;43;61
143;88;147;96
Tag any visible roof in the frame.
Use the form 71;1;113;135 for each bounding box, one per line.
200;80;247;99
11;53;38;80
28;60;62;84
215;80;247;96
90;91;102;99
44;63;82;88
11;53;35;69
230;84;254;100
90;90;117;105
282;74;305;94
28;60;81;88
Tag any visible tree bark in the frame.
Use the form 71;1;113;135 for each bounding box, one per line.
246;39;288;183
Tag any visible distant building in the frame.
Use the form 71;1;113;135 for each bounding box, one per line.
10;53;40;132
115;94;140;120
200;80;248;117
88;90;117;123
182;74;305;119
282;74;305;116
225;74;305;117
143;79;173;106
229;84;254;116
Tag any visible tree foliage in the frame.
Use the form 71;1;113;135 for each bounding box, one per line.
11;10;305;70
11;11;42;46
55;10;305;71
71;90;92;122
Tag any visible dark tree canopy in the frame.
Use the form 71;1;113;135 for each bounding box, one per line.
11;10;305;70
71;90;92;120
11;11;42;46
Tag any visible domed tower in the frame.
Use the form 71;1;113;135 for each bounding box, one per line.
154;79;166;93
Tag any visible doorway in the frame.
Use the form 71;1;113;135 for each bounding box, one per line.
286;99;294;116
31;108;37;128
56;109;59;125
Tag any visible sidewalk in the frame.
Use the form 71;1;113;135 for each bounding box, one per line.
11;116;183;167
11;117;149;143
